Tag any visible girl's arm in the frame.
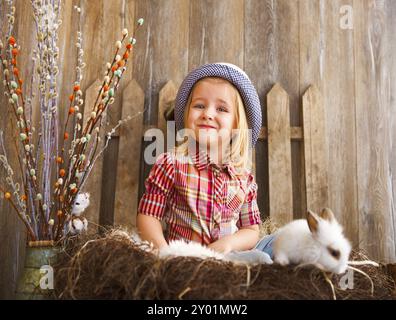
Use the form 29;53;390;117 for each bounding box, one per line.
136;213;168;249
207;224;259;254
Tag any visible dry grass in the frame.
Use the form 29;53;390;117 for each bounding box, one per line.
54;228;396;300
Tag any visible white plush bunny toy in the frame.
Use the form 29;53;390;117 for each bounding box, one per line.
272;208;352;274
64;192;90;236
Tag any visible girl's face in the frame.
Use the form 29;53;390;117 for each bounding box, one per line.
186;78;237;151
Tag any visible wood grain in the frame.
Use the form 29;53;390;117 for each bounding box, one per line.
267;84;293;225
133;0;190;200
244;0;300;219
99;0;135;229
114;80;144;228
321;0;359;247
189;0;244;69
302;85;329;214
385;0;396;263
355;0;395;262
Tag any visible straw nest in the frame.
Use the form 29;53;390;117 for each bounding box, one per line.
54;222;396;300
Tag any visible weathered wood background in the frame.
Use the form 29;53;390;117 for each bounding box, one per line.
1;0;395;299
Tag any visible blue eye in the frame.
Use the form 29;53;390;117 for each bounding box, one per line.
193;104;205;109
218;106;228;112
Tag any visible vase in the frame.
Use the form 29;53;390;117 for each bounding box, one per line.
15;241;59;300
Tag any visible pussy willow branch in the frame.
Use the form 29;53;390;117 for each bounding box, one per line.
59;24;143;217
0;53;44;236
0;185;36;240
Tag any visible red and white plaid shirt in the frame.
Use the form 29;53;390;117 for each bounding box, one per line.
138;148;261;245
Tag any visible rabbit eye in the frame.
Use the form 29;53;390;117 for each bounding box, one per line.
76;202;80;205
327;247;340;260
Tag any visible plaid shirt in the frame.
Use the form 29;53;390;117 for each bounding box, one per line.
138;149;261;245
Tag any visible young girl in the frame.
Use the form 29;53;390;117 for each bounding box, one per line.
137;63;270;257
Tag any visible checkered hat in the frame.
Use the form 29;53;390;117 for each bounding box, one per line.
174;63;262;146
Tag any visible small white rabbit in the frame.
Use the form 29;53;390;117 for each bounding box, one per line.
159;239;225;260
158;239;273;265
71;192;90;216
272;208;351;274
64;192;90;236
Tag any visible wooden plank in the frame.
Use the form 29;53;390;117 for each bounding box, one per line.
80;0;105;91
267;83;293;225
297;0;322;220
320;0;359;248
385;0;396;263
302;85;328;215
99;0;136;227
99;136;119;228
82;79;103;230
244;0;300;219
355;0;395;262
114;80;144;228
276;0;302;222
259;127;302;141
133;0;190;201
189;0;244;69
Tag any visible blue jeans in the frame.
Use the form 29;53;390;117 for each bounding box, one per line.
254;234;276;259
225;234;276;264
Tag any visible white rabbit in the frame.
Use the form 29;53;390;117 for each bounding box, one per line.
71;192;90;216
272;208;352;274
159;239;225;260
63;192;90;236
158;239;273;265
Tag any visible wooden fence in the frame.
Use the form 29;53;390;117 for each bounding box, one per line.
80;80;328;229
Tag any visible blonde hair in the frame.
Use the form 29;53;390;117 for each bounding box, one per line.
174;77;253;175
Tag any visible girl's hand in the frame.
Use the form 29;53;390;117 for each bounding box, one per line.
207;236;233;254
207;226;260;254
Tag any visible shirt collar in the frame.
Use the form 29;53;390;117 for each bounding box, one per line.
189;144;237;178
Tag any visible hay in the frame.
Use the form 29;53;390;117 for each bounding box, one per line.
259;217;280;237
54;229;396;300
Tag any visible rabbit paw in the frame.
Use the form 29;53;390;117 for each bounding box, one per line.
274;253;290;266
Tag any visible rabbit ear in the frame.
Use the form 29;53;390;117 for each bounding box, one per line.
307;210;320;234
319;208;335;222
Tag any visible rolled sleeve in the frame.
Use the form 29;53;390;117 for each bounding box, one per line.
138;152;175;220
237;174;261;228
